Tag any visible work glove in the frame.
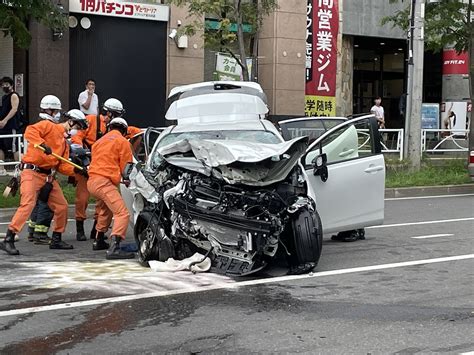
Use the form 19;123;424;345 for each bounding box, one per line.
74;166;89;178
40;144;52;155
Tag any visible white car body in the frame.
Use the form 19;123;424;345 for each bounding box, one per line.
123;82;385;237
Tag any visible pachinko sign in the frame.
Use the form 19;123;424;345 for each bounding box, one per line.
69;0;169;22
305;0;338;116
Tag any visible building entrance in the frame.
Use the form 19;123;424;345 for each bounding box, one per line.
69;15;167;127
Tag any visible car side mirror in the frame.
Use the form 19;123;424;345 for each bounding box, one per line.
312;153;328;182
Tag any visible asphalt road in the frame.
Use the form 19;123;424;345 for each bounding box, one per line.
0;193;473;354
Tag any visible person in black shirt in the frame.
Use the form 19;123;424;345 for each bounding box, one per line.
0;77;20;166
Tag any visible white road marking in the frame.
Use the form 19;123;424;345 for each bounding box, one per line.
411;234;454;239
460;352;474;355
367;217;474;229
385;193;474;201
0;254;472;318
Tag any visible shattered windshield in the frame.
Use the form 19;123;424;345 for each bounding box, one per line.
150;130;281;168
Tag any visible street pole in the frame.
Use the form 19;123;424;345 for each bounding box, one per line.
404;0;425;171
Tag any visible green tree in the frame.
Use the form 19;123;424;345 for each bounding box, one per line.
0;0;67;49
382;0;474;166
166;0;278;81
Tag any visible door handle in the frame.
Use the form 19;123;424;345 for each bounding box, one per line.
338;148;355;157
364;165;384;173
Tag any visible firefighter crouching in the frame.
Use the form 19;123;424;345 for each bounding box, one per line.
87;117;134;259
0;97;89;255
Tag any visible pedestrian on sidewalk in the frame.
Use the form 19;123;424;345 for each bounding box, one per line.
0;77;20;175
0;96;88;255
78;79;99;115
87;117;135;259
371;96;385;129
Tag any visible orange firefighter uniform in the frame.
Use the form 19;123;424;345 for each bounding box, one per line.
125;126;142;139
87;129;133;239
9;120;74;234
70;113;108;222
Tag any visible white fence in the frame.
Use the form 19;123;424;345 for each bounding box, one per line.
0;133;27;168
421;129;469;154
380;128;404;161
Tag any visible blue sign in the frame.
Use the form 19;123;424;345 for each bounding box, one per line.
421;103;440;129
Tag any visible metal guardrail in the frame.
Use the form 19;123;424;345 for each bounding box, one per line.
421;129;469;154
379;128;404;161
0;134;27;169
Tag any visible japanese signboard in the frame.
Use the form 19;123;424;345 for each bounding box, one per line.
69;0;169;22
215;53;242;81
442;49;469;76
305;0;339;116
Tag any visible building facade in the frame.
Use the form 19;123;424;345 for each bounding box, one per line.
0;0;468;128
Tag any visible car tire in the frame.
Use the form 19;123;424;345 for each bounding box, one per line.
135;214;174;267
287;207;323;271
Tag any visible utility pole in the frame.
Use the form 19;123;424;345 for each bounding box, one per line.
404;0;425;171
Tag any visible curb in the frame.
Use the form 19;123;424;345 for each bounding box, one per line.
385;184;474;198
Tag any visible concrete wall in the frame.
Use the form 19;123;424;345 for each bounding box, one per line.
258;0;306;117
343;0;406;39
28;0;69;121
166;5;204;96
336;36;354;117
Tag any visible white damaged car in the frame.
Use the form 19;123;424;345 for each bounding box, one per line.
122;82;385;276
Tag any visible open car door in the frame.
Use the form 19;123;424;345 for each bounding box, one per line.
121;128;163;227
279;115;385;234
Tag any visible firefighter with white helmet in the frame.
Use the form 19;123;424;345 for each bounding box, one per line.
39;95;62;122
70;97;125;241
26;108;89;244
0;97;89;255
87;116;134;259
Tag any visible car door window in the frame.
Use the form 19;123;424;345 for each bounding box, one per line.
129;133;146;163
305;117;380;167
278;118;346;143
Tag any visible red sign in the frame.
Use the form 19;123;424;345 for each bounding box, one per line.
305;0;339;97
443;49;469;75
70;0;169;22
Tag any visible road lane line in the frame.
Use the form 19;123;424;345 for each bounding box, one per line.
0;254;472;318
385;193;474;201
367;217;474;229
411;234;454;239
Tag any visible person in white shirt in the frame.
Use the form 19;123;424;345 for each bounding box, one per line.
370;96;385;129
78;79;99;115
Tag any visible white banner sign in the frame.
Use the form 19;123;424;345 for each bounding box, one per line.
69;0;169;22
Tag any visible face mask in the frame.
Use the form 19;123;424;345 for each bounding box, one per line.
69;129;78;136
39;113;56;122
54;112;61;121
2;87;10;94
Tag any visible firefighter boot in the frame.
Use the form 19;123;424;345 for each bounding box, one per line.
92;231;109;251
89;220;97;240
76;220;87;241
49;232;74;250
106;236;135;260
0;229;20;255
33;231;51;245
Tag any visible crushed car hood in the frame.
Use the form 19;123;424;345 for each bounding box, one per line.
157;136;308;186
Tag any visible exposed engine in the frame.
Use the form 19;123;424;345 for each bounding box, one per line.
131;137;323;276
